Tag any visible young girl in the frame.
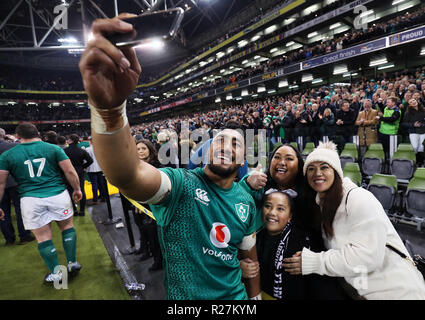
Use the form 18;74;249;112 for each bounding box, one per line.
241;188;311;300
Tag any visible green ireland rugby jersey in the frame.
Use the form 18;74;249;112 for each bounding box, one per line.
78;141;90;149
151;167;257;300
0;141;69;198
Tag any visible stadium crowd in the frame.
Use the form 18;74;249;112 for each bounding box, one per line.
153;5;425;105
130;67;425;167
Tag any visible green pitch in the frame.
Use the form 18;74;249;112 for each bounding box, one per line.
0;209;130;300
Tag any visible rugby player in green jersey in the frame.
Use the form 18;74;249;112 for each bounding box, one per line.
0;123;83;284
79;14;261;300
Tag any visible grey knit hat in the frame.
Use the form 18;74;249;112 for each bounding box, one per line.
303;141;343;179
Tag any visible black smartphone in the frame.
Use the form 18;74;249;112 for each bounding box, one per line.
106;8;184;47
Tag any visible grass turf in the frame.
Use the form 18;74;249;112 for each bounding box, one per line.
0;208;130;300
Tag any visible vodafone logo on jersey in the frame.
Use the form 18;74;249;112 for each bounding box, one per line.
209;222;231;248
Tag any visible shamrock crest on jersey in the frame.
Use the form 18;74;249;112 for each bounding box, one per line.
235;203;249;222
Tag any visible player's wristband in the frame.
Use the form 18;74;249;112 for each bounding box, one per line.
89;100;128;135
141;171;172;205
249;293;262;300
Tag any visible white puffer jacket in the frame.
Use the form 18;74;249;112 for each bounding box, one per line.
302;177;425;300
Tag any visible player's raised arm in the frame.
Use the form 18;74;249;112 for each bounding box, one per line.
79;14;164;202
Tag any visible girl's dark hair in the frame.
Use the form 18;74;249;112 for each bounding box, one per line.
304;169;343;238
262;191;295;217
264;143;304;192
136;139;158;165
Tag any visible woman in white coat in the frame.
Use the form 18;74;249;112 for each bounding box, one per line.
282;141;425;300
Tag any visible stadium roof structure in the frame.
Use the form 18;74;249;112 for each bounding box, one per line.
0;0;282;72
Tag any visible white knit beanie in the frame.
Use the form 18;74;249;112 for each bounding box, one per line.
303;141;343;179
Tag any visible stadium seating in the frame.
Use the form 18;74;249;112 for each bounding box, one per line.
343;163;362;186
397;143;415;152
367;174;398;213
390;150;416;181
362;143;385;177
290;142;299;151
301;142;315;160
403;168;425;230
340;143;358;170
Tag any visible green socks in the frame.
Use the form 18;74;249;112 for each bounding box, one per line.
62;227;77;263
38;240;59;274
37;228;77;274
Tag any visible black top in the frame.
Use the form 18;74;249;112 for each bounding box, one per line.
257;225;310;300
0;140;18;188
401;108;425;134
257;225;350;300
64;143;93;176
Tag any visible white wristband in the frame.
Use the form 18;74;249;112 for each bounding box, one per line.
89;100;128;135
238;233;256;251
141;171;172;205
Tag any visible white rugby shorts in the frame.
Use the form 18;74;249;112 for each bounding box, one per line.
20;189;74;230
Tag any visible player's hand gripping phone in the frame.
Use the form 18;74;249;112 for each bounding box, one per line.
105;8;184;47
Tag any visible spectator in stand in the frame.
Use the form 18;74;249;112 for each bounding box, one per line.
335;101;356;152
294;104;310;148
401;98;425;166
377;97;402;161
252;111;264;136
355;99;379;155
319;108;336;143
308;103;321;147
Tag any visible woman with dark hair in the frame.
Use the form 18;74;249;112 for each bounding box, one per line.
240;144;312;238
401;98;425;166
136;139;160;167
283;141;425;299
134;139;163;271
239;143;348;299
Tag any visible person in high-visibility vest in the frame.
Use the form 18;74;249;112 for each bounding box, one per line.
377;97;401;160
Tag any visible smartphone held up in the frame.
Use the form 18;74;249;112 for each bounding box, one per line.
105;8;185;48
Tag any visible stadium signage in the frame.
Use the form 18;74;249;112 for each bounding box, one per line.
389;25;425;46
224;83;239;92
301;37;386;70
262;72;277;80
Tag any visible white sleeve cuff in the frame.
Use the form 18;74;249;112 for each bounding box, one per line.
301;247;322;275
